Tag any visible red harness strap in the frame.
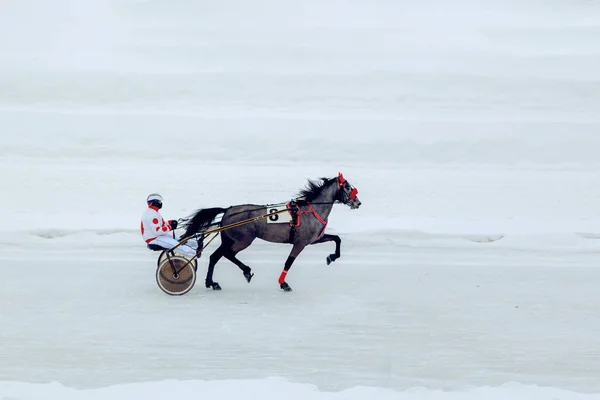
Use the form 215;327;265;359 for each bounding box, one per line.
287;201;328;240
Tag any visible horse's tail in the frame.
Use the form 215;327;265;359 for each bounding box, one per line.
181;207;228;238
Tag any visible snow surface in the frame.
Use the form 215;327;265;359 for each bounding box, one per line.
1;0;600;399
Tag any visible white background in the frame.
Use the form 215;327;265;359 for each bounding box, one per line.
1;1;599;399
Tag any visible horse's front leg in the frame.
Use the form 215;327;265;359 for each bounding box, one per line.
278;243;307;292
310;234;341;265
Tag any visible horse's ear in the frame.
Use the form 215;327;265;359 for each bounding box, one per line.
337;172;346;188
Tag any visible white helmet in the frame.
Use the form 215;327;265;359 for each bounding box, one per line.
147;193;163;202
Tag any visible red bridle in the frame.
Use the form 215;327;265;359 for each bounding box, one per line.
337;172;358;200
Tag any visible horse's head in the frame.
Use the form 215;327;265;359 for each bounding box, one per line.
335;172;361;209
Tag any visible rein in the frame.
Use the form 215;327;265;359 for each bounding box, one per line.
178;200;338;225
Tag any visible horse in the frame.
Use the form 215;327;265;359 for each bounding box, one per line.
180;172;361;292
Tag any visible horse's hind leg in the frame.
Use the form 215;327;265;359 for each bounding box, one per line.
222;238;255;283
310;234;342;265
278;243;307;292
205;245;226;290
223;251;254;283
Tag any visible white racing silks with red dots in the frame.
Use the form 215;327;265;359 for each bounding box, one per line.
140;205;174;244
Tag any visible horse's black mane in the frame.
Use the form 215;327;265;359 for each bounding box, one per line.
295;177;336;203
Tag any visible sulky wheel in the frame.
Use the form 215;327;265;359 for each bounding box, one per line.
158;251;197;271
156;255;197;296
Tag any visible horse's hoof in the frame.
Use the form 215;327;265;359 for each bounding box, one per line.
280;282;292;292
244;271;254;283
326;254;337;265
206;280;221;290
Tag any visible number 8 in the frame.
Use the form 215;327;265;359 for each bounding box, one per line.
269;208;279;221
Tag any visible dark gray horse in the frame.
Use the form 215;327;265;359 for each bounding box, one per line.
181;173;361;292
